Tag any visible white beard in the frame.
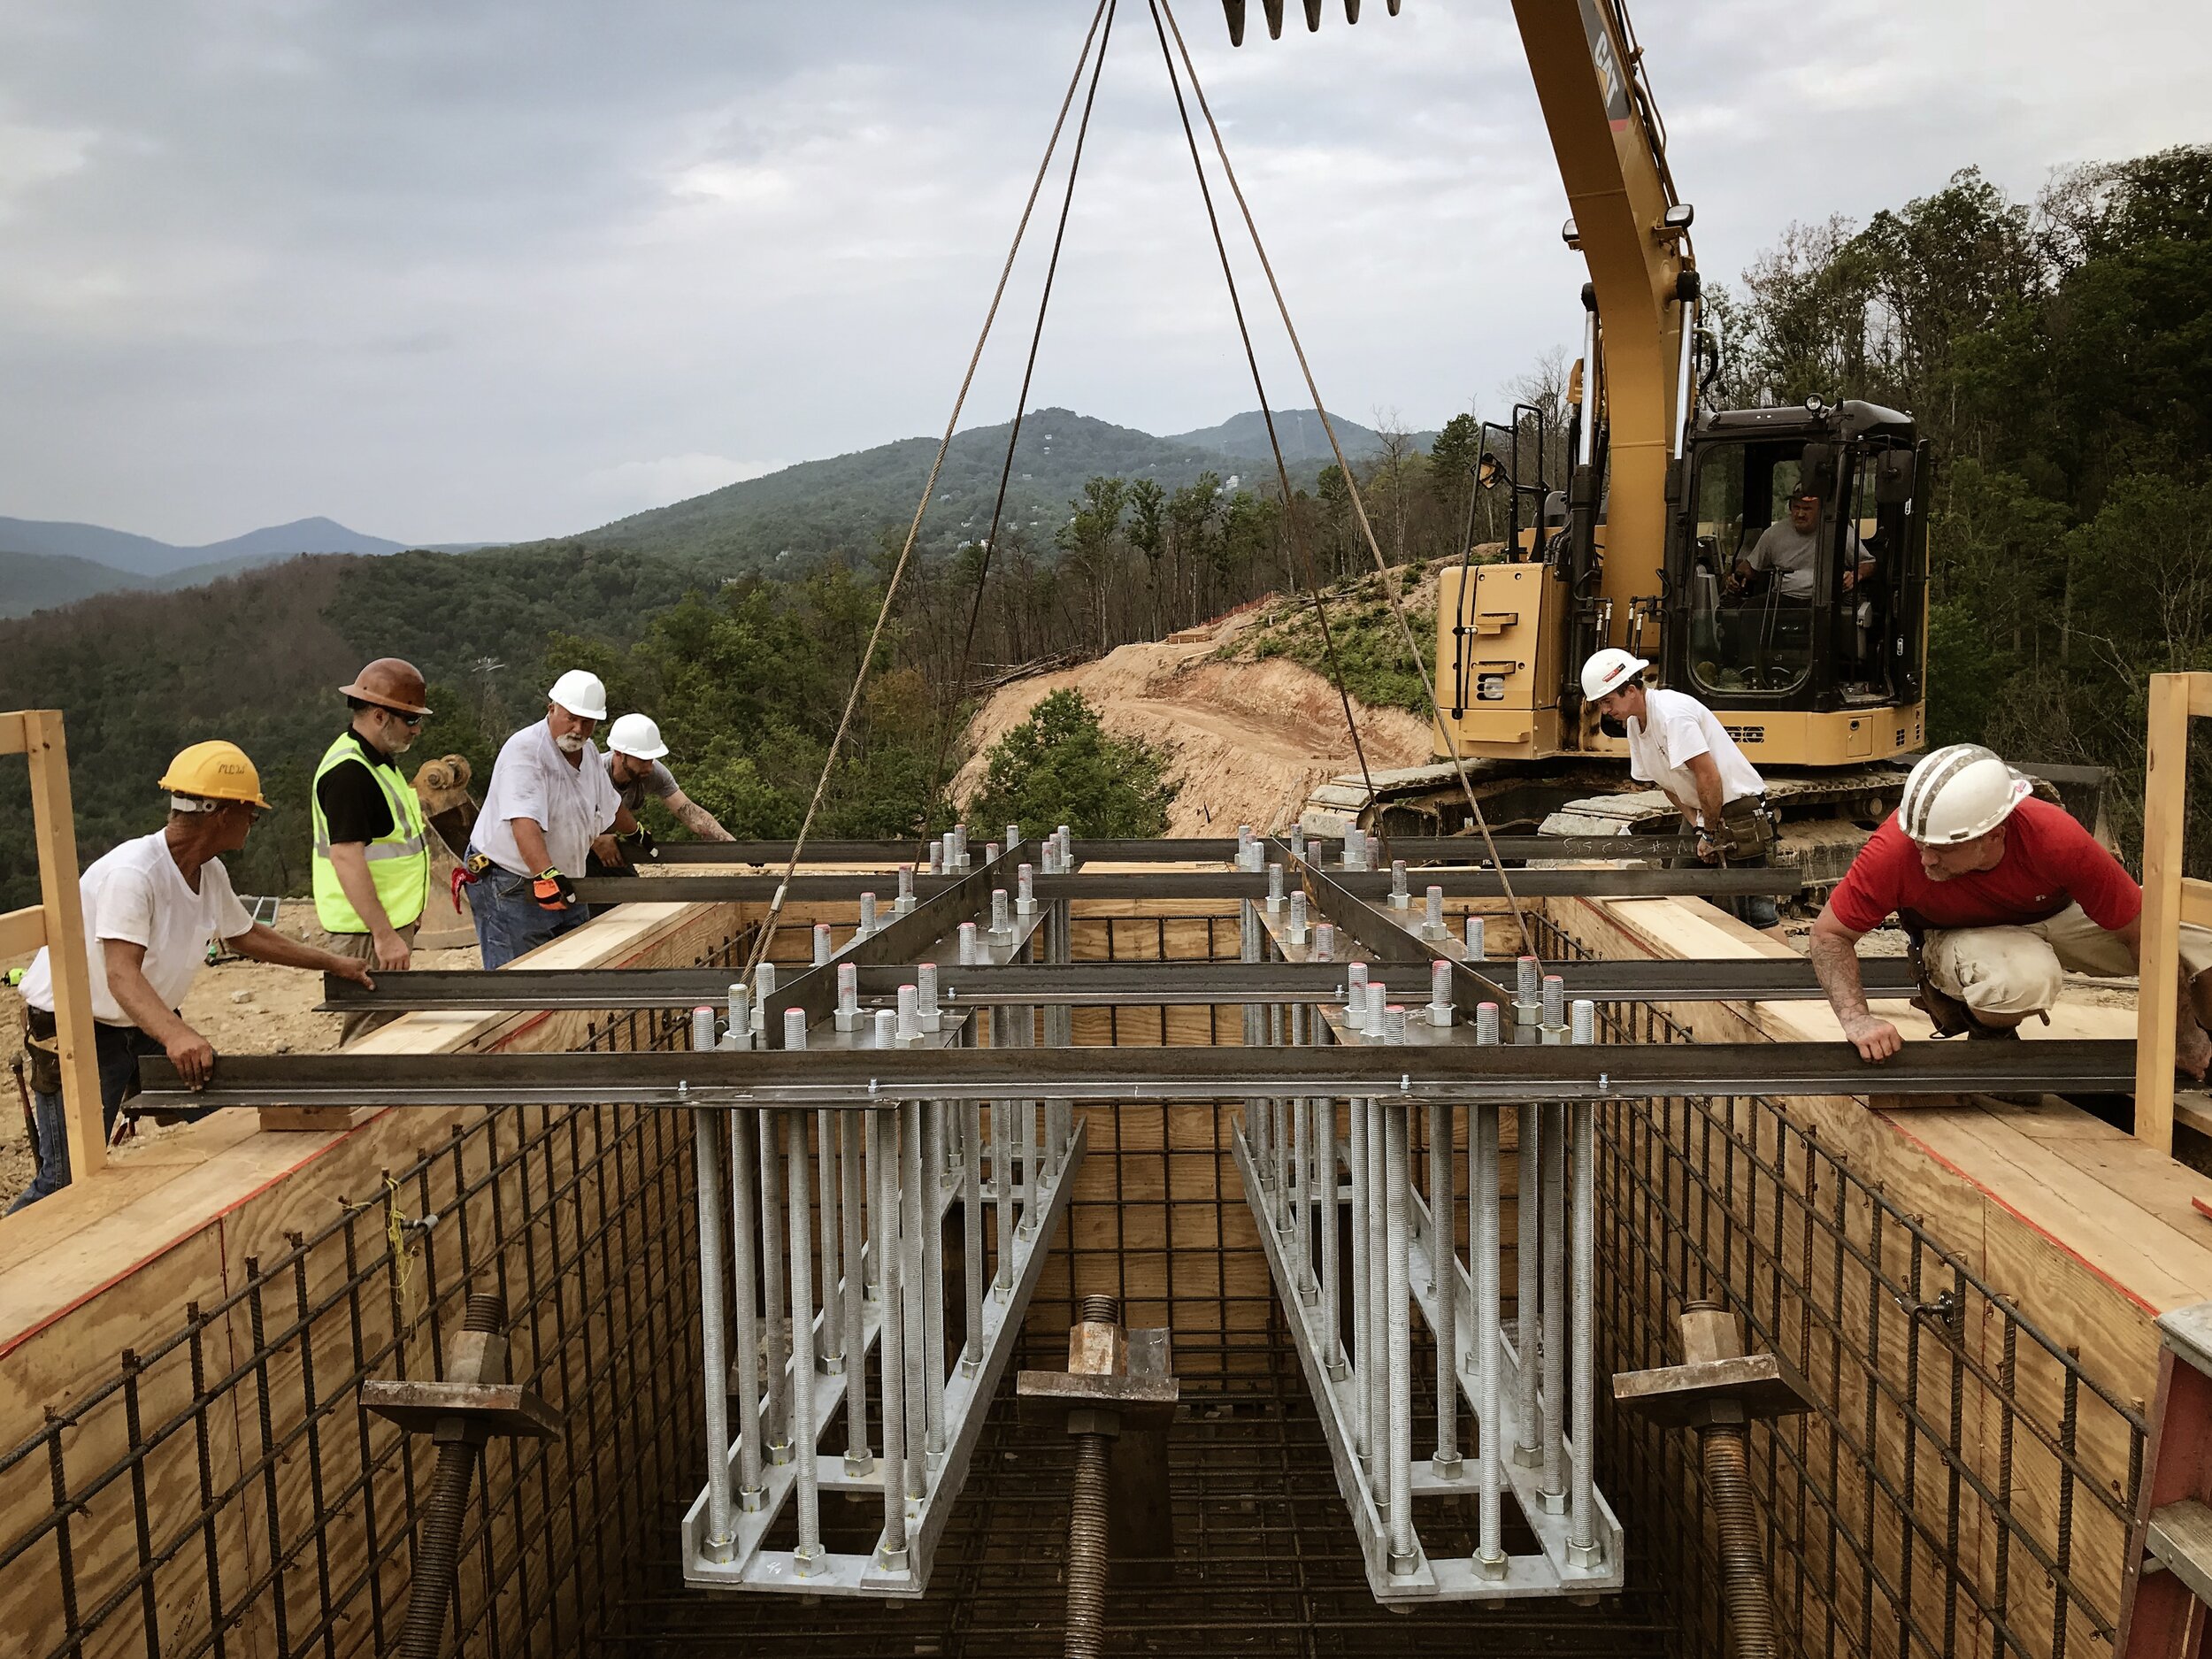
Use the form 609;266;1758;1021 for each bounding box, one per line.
555;733;587;756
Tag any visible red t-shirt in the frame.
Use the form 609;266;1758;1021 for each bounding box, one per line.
1827;796;2140;936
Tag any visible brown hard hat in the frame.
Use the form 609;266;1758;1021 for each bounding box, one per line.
340;657;432;716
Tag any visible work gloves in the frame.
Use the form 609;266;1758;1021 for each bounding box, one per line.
533;869;580;912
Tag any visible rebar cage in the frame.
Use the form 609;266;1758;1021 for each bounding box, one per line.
0;904;2147;1657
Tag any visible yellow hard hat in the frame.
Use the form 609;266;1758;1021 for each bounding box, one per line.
158;741;272;809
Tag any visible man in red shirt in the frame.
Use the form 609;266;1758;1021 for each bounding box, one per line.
1809;743;2212;1075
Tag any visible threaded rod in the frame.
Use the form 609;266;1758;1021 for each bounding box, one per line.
1701;1423;1777;1659
1063;1294;1120;1659
395;1290;506;1659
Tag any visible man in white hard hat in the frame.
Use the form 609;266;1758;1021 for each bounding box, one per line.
587;712;736;876
1809;742;2212;1074
1580;648;1786;939
464;670;638;969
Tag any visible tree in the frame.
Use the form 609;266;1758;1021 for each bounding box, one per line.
1055;476;1127;653
968;689;1180;838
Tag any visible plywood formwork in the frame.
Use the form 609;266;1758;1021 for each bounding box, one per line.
1549;888;2203;1659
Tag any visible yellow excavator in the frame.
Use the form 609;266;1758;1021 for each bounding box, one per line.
1233;2;1945;879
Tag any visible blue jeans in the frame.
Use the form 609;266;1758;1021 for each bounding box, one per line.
468;855;591;970
9;1020;159;1213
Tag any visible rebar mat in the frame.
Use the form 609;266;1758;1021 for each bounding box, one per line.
614;1333;1671;1658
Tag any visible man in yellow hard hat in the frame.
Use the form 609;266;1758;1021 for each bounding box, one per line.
8;741;376;1211
311;658;433;1042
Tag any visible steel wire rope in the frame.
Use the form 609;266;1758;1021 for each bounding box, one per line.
1155;0;1539;962
740;0;1115;984
926;0;1122;813
1142;0;1380;826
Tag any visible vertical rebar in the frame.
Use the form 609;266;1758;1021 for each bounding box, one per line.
1348;1095;1371;1461
990;1085;1014;1291
1571;1093;1597;1557
1319;1094;1345;1377
757;1112;789;1463
1432;1101;1460;1473
818;1110;842;1372
1540;1099;1568;1507
729;1110;764;1509
963;1100;986;1371
900;1101;928;1499
1383;1103;1417;1574
784;1111;822;1568
872;1110;910;1568
1292;1093;1311;1296
1475;1105;1505;1578
841;1111;871;1472
1365;1096;1389;1488
393;1290;505;1659
1515;1101;1540;1468
692;1111;736;1562
922;1101;948;1455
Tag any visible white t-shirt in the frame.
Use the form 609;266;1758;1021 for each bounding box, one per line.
473;719;623;879
1625;687;1765;829
20;830;255;1025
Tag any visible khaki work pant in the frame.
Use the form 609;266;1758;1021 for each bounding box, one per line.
1924;903;2212;1018
316;921;419;1046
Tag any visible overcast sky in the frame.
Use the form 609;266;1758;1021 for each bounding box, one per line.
2;1;2206;547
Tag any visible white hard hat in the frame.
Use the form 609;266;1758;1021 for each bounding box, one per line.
1580;648;1650;703
546;670;609;722
1897;744;2032;844
607;712;669;761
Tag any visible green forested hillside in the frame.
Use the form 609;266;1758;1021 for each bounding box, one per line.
565;408;1301;571
0;549;145;618
0;545;703;906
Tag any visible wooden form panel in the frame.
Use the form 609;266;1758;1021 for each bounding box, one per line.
1553;890;2199;1657
0;896;746;1659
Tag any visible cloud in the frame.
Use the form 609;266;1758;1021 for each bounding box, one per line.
0;1;2205;543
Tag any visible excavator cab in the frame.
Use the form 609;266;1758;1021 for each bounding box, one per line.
1660;401;1929;767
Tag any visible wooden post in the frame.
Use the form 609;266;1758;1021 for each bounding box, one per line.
19;710;105;1182
2137;673;2193;1155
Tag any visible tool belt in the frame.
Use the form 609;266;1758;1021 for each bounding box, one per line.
1701;795;1778;864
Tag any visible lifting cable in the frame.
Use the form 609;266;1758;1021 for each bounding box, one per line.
740;0;1116;982
926;0;1123;811
1153;0;1540;964
1142;0;1381;827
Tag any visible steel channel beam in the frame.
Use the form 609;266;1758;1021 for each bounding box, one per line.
1291;847;1517;1009
316;956;1924;1013
574;866;1801;905
645;834;1701;867
136;1037;2139;1109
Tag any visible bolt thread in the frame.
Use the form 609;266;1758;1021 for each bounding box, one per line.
1077;1294;1120;1325
394;1291;505;1659
1701;1424;1778;1659
1064;1430;1112;1659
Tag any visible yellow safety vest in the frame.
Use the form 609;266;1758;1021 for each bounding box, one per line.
311;732;430;932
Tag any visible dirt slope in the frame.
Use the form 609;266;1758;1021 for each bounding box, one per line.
956;606;1432;835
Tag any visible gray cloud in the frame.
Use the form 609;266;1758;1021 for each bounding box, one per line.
0;0;2204;544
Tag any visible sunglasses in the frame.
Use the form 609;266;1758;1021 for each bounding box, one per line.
378;708;427;727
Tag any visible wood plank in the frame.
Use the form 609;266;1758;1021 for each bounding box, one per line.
23;710;105;1182
0;902;44;959
2137;672;2191;1151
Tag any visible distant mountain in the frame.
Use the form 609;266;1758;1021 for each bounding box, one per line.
1166;409;1441;465
0;513;422;579
566;406;1413;573
0;549;144;619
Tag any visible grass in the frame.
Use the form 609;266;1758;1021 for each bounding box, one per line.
1217;563;1438;714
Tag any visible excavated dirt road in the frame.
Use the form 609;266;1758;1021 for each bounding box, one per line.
956;609;1433;835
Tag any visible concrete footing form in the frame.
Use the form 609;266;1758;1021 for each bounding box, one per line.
1;832;2202;1658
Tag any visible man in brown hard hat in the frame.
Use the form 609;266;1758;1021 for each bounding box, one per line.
311;658;434;1041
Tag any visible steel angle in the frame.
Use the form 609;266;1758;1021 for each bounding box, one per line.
136;1037;2137;1110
